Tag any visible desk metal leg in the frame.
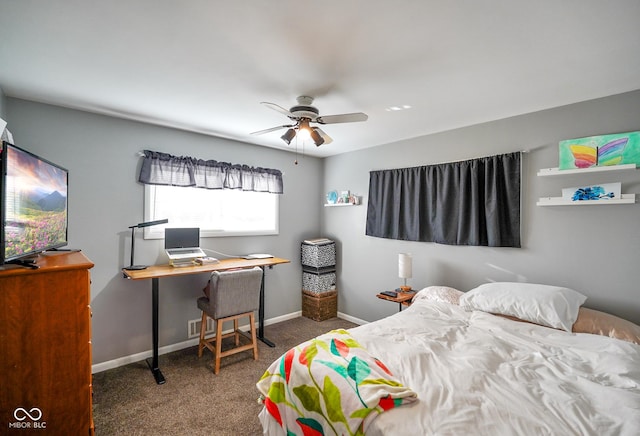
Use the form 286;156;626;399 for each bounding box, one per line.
258;266;275;347
145;277;166;384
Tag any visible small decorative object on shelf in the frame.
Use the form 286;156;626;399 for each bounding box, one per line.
340;190;350;203
324;190;361;206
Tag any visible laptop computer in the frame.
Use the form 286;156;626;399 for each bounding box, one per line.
164;228;206;264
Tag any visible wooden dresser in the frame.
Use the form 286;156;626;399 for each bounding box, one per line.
0;251;94;435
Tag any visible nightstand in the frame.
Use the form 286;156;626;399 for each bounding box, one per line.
376;290;416;311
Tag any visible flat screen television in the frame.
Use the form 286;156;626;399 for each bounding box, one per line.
0;141;69;266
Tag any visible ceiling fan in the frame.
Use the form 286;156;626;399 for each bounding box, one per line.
250;96;368;146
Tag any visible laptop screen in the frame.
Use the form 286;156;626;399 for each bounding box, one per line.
165;228;200;249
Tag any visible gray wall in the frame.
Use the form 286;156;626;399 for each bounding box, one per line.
5;98;324;365
323;90;640;325
5;90;640;368
0;87;6;119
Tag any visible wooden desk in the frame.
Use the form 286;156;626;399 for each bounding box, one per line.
122;257;289;384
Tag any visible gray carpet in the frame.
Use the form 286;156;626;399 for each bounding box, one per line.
92;316;358;435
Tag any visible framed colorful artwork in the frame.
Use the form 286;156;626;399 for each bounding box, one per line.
562;182;621;202
558;131;640;170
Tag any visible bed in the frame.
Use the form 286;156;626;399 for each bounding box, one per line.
257;283;640;435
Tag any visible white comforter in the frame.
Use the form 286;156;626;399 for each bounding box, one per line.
260;300;640;435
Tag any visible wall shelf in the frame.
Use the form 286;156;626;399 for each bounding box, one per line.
537;164;637;177
324;203;357;207
537;193;636;206
537;163;637;206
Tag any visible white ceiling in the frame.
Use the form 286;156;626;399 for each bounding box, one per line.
1;1;639;157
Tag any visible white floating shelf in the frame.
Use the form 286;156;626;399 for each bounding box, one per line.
537;164;637;177
537;193;636;206
324;203;357;207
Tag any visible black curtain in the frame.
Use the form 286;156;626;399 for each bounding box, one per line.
138;150;283;194
366;152;521;247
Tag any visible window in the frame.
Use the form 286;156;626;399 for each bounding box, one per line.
143;184;279;239
366;152;521;247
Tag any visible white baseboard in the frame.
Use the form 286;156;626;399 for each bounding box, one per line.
92;310;303;374
337;311;368;326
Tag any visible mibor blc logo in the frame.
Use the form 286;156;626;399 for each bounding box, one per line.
8;407;46;430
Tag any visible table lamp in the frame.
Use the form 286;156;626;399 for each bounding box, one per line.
398;253;412;292
124;219;168;270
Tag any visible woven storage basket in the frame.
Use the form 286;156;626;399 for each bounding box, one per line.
302;289;337;321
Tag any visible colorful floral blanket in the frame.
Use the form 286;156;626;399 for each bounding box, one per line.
256;329;417;435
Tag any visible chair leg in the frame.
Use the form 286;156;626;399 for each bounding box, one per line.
198;311;207;358
249;312;258;360
234;318;240;346
214;316;224;375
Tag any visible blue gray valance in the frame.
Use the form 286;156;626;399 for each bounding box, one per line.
138;150;283;194
365;152;521;247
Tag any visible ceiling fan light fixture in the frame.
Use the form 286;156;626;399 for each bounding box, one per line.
281;128;296;144
310;127;325;146
296;128;310;141
297;119;312;141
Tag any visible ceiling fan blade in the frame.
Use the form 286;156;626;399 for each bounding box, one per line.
250;124;294;135
260;101;293;117
314;127;333;145
316;112;368;124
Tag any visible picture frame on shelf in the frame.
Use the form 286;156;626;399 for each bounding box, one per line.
558;131;640;170
562;182;621;202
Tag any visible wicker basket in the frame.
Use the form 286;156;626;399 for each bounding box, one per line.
302;289;337;321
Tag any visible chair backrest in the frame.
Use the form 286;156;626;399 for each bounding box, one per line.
209;267;263;319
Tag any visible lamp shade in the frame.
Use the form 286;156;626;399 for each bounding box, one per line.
398;253;412;279
281;128;296;144
310;127;325;146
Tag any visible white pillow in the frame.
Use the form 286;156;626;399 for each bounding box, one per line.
413;286;463;305
459;282;587;332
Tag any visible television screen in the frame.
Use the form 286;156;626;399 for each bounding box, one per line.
1;142;68;265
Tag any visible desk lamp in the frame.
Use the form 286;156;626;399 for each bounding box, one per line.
124;219;168;271
398;253;412;292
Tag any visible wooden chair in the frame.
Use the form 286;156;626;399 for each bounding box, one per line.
197;267;263;374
